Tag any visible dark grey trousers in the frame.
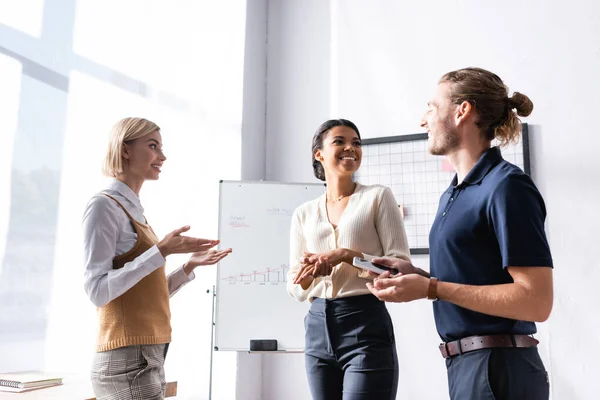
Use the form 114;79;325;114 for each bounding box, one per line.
446;346;549;400
304;294;398;400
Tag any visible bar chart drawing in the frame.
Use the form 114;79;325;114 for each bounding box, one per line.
221;264;289;285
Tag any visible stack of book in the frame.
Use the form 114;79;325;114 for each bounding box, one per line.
0;372;63;393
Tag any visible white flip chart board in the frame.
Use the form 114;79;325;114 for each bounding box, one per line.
215;180;325;351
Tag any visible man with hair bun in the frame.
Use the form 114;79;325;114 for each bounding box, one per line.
367;68;553;400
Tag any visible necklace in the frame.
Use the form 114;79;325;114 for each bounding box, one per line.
327;183;357;202
330;193;351;202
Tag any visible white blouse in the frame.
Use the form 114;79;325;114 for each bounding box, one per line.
82;179;194;307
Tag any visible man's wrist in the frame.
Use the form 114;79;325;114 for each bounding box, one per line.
427;277;439;301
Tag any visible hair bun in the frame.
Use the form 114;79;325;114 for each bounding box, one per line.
509;92;533;117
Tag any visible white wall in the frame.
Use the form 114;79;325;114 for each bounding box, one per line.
265;0;332;183
262;0;600;399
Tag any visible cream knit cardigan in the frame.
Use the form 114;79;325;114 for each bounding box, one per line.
287;183;410;302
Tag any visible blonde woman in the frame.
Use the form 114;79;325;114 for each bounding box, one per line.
83;117;231;399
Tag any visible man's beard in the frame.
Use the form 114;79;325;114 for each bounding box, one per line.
428;124;460;156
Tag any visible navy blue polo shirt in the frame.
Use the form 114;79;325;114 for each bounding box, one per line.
430;147;553;342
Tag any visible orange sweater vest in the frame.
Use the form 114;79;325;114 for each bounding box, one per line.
96;194;172;352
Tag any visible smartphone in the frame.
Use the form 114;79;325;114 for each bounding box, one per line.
352;257;399;276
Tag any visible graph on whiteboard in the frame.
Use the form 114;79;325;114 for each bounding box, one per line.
353;126;530;253
220;264;290;285
221;208;294;286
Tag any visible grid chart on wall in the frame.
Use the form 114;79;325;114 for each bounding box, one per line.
354;124;530;254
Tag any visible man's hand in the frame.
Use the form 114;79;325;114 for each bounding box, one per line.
371;257;418;275
366;273;429;303
368;257;430;279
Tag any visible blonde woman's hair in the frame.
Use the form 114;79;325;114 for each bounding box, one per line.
102;117;160;177
440;67;533;147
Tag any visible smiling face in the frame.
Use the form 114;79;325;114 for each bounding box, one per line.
314;125;362;180
420;82;461;156
122;130;166;181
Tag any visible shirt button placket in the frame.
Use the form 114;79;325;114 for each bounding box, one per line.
443;190;458;217
329;230;337;297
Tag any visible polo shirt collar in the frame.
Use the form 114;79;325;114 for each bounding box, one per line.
451;146;503;187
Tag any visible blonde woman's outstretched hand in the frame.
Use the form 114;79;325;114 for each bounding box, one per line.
157;225;220;257
184;248;233;273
